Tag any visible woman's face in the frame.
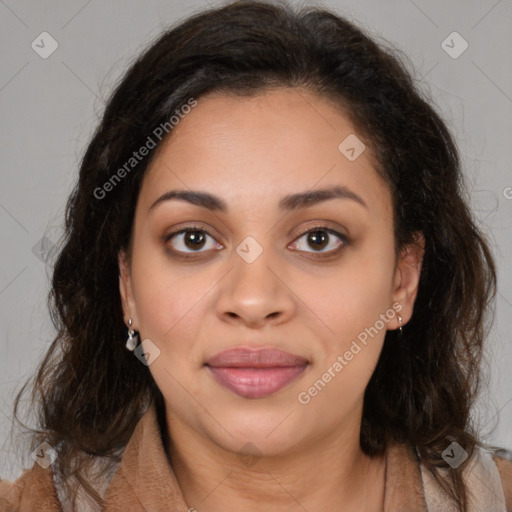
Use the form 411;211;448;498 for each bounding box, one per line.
119;87;422;457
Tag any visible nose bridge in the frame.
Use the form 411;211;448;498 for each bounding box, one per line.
216;237;295;326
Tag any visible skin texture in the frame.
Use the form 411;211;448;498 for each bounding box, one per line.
119;87;424;512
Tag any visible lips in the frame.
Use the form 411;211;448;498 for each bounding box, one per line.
206;347;308;368
205;348;308;399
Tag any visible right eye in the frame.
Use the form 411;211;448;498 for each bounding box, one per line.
164;226;223;255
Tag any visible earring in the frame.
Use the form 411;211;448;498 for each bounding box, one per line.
125;318;138;351
397;315;403;336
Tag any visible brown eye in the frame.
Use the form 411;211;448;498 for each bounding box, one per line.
166;228;221;254
183;230;206;250
306;230;329;250
290;227;347;254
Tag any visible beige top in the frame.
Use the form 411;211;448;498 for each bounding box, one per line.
1;403;512;511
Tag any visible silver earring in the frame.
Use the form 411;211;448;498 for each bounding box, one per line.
397;315;403;336
125;318;138;351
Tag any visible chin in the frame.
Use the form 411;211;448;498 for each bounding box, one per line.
203;407;309;458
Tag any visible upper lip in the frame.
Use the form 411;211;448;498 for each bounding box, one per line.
206;347;309;368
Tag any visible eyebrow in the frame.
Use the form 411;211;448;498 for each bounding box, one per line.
279;185;367;210
148;185;367;213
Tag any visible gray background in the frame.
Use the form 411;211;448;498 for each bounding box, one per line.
1;0;511;481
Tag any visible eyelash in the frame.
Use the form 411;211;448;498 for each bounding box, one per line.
163;224;349;260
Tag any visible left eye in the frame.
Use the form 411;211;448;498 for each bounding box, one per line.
166;229;221;253
289;228;346;253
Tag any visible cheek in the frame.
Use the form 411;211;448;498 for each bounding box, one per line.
295;259;394;414
129;244;212;345
294;244;395;350
129;256;210;400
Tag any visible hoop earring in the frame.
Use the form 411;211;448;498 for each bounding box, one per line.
125;318;138;351
397;315;403;336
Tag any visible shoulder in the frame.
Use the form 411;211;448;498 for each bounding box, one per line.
455;445;512;512
493;448;512;512
0;470;31;511
0;464;61;512
416;443;512;512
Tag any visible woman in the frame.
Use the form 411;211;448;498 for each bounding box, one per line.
1;1;511;510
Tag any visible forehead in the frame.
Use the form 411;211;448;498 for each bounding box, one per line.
138;87;391;216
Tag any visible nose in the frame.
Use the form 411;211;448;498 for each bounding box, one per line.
216;248;296;329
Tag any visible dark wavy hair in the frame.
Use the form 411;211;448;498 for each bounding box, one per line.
14;1;497;509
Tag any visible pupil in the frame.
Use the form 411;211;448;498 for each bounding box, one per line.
309;230;328;250
185;231;205;249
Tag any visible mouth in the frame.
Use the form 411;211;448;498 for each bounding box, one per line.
205;347;309;399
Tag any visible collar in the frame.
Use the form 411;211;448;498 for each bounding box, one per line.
102;403;428;511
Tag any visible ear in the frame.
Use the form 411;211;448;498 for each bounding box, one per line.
118;249;139;329
390;232;425;329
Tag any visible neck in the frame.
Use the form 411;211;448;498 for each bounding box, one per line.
165;405;386;512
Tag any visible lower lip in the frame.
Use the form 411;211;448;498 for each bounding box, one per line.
206;365;307;399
